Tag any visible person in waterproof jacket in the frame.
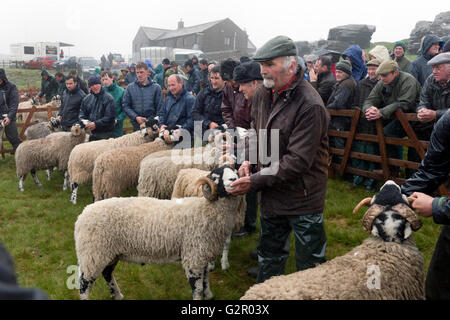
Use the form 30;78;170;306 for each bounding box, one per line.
391;41;411;72
191;65;225;135
0;68;22;151
55;72;66;96
342;45;368;83
122;62;162;131
402;109;450;300
57;75;86;131
351;59;381;191
125;63;138;85
184;60;201;96
68;70;89;95
409;34;443;86
229;36;329;284
310;55;337;104
79;76;116;141
157;74;195;137
326;60;356;164
36;70;58;103
101;70;126;138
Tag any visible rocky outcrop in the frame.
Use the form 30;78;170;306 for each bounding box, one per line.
407;11;450;54
326;24;376;52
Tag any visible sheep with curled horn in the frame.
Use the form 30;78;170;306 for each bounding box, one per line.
74;165;245;300
241;180;424;300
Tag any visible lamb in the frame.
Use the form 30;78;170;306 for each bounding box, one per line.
67;122;158;204
137;130;235;199
171;168;246;271
74;166;245;300
92;129;180;201
15;124;87;192
241;180;424;300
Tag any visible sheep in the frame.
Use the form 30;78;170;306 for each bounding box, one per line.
240;180;424;300
92;128;181;201
171;168;246;271
17;99;60;124
15;124;87;192
137;129;235;199
24;117;62;181
74;166;246;300
67;122;159;204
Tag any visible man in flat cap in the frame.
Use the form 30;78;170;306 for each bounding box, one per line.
229;35;329;283
363;59;421;177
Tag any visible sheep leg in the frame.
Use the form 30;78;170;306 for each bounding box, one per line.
221;234;232;270
187;269;204;300
31;169;42;187
70;183;78;204
46;169;52;181
207;261;215;272
102;261;123;300
79;272;96;300
62;171;69;191
202;266;214;300
18;174;26;192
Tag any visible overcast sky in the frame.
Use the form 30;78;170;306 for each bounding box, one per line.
1;0;448;60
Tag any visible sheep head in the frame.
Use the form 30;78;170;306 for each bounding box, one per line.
353;180;423;242
194;166;238;201
140;117;159;139
47;117;61;131
70;124;83;137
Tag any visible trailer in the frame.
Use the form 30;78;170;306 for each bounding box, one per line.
9;42;74;62
139;47;204;66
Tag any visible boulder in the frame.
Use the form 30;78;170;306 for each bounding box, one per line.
327;24;376;51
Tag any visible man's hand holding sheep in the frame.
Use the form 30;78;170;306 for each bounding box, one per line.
410;192;434;217
229;160;251;196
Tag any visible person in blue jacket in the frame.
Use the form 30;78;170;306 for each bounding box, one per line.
342;45;368;83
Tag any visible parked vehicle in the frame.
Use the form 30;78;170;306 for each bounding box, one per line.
23;56;57;69
139;47;204;66
54;56;78;72
77;57;99;80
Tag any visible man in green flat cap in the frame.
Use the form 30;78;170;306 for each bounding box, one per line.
229;35;330;283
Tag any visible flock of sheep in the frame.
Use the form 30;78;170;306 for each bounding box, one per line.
11;112;427;300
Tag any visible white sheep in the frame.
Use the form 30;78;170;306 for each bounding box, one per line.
74;166;245;300
92;129;180;201
171;168;246;271
67;125;158;204
17;99;60;124
15;125;86;192
240;181;424;300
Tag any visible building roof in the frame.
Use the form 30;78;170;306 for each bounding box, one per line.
140;19;228;41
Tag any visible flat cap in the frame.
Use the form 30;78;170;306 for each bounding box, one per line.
252;36;298;62
376;60;398;76
233;61;263;83
427;52;450;66
366;58;381;67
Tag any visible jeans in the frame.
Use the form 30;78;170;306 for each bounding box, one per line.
256;213;327;283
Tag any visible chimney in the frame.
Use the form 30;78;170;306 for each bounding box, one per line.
178;19;184;29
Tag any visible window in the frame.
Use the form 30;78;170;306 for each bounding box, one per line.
224;37;231;46
24;46;34;54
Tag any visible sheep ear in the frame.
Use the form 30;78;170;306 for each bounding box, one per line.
404;223;412;240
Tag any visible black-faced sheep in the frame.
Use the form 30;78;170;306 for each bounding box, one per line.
240;181;424;300
74;166;245;300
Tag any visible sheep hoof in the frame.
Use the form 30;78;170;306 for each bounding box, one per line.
112;293;124;300
37;183;43;188
18;187;24;192
63;184;67;191
221;262;230;271
70;199;77;205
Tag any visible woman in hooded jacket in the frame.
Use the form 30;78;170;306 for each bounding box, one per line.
342;45;368;83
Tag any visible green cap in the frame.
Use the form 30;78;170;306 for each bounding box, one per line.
252;36;298;62
376;60;398;76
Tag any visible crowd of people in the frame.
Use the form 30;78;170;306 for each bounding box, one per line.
1;32;449;299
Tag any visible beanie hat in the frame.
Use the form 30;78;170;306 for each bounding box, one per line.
88;76;101;87
233;62;263;83
220;59;240;81
335;60;352;75
394;41;407;52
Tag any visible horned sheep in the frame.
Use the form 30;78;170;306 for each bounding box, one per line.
240;181;425;300
74;166;245;300
15;125;86;192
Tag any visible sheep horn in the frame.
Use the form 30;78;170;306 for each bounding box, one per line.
146;127;156;139
392;203;423;231
214;132;232;150
194;177;218;201
361;204;386;234
71;125;81;137
352;197;372;215
163;130;173;144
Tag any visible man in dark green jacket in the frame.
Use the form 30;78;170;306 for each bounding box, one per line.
36;70;58;103
101;71;126;137
55;72;66;97
363;60;421;177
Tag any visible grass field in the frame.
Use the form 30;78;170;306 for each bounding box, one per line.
0;150;441;300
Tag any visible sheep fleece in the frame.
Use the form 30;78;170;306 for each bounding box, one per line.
75;196;242;279
241;237;424;300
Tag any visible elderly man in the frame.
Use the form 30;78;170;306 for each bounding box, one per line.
79;76;116;141
0;68;21;151
309;55;336;105
409;34;443;86
229;36;329;283
402;109;450;299
122;61;162;131
363;60;421;177
157;74;195;137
